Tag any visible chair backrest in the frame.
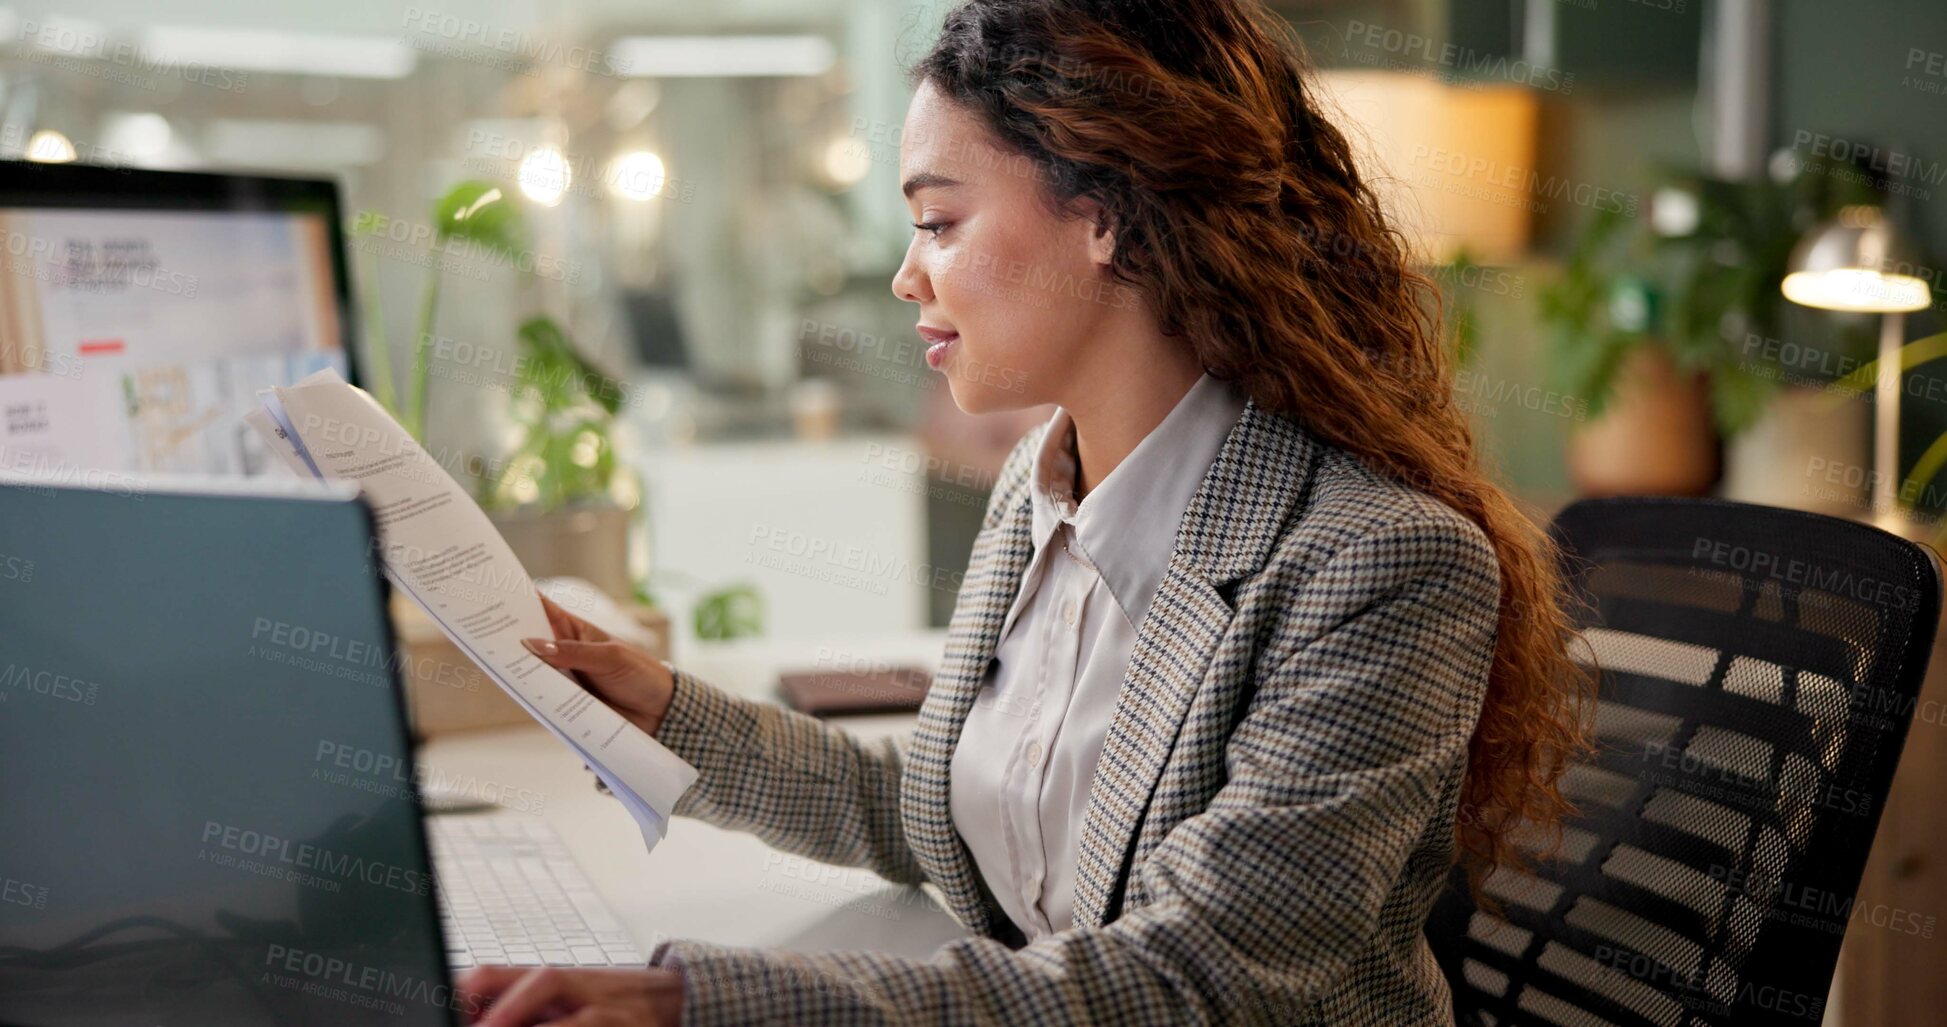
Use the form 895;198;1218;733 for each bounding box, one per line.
1427;497;1942;1027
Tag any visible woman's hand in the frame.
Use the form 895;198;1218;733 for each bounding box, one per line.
461;966;683;1026
524;594;677;737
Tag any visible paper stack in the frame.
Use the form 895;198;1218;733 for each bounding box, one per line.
244;367;697;851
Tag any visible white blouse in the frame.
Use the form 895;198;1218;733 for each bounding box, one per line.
948;372;1249;940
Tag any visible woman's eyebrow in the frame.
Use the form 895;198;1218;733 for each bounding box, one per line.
901;171;963;198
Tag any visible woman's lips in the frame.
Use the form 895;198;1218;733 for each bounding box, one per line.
920;329;958;369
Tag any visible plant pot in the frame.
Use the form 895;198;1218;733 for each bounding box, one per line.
488;504;633;601
1567;346;1719;497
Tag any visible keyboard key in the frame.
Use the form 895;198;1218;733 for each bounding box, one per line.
433;813;628;971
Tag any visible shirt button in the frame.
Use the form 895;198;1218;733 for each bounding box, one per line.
1025;741;1045;767
1060;599;1078;626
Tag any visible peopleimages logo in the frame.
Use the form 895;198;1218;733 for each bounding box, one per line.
0;552;34;583
0;229;198;297
401;7;628;78
263;944;484;1018
1709;863;1937;939
0;663;100;705
351;208;582;283
200;821;431;896
1690;536;1919;611
1793;131;1947;186
1339;20;1575;92
1;874;49;910
314;739;544;812
1907;48;1947;95
13;19;249;93
1410;146;1638;217
1792;131;1944;201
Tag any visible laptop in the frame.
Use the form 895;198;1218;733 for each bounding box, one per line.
0;476;639;1027
0;160;361;480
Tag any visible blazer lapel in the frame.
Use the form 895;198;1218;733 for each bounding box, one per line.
1072;401;1323;928
901;403;1322;937
900;452;1040;936
1070;559;1232;926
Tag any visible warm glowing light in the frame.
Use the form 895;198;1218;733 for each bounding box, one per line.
518;146;572;206
25;130;75;163
823;138;870;187
1781;268;1930;314
570;430;602;468
607;151;666;201
106;113;173;157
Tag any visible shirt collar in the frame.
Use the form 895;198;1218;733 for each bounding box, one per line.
1025;372;1249;630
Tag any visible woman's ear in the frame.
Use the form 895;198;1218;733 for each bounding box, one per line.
1075;197;1117;268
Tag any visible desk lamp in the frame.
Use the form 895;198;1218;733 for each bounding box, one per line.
1781;205;1932;521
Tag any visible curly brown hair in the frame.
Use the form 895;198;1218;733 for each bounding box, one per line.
912;0;1594;888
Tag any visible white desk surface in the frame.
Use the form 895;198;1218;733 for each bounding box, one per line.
416;630;967;962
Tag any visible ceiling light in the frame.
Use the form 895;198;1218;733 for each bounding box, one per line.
25;130;76;163
823;137;870;187
518;146;572;206
140;26;416;79
607;35;834;78
607;151;666;201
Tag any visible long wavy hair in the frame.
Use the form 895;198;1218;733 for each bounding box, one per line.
913;0;1593;886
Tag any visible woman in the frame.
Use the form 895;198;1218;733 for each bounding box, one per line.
464;0;1587;1022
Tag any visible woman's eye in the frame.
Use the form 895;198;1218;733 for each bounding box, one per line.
912;220;950;239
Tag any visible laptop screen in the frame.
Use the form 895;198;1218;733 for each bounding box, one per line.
0;481;456;1027
0;161;356;480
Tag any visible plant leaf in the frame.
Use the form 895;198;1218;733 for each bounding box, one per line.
1824;331;1947;402
433;180;528;256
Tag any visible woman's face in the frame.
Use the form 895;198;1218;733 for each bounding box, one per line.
891;79;1128;414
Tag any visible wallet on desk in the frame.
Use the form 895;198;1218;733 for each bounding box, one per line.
778;666;932;716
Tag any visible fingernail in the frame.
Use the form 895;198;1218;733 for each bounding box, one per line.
522;638;558;658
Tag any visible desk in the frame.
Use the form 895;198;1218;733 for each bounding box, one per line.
416;631;967;962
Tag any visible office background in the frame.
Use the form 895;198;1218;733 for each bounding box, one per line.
3;1;1944;1024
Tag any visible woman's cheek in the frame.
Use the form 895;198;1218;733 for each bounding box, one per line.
928;247;965;291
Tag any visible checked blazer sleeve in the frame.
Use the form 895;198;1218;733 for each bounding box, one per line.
651;507;1503;1026
651;664;926;887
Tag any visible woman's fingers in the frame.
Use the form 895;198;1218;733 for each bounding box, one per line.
544;1008;635;1027
470;968;682;1027
539;594;575;638
522;638;635;681
475;967;587;1027
457;966;529;1022
518;636;672;735
538;593;611;645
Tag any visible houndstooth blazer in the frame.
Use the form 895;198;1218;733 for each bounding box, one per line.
647;397;1503;1025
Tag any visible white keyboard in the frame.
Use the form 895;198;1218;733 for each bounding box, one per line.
429;814;644;969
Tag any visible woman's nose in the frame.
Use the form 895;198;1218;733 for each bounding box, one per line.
891;243;931;304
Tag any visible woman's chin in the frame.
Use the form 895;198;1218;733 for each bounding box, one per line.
943;376;990;415
946;380;1035;416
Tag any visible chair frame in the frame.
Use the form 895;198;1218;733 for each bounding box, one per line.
1428;497;1943;1027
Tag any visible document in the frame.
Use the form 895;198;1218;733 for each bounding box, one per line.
243;367;697;851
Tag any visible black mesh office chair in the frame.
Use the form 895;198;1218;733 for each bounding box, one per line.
1427;497;1942;1027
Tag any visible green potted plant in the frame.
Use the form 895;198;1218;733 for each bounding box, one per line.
1542;166;1811;496
351;180;640;599
353;181;527;440
478;312;644;602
